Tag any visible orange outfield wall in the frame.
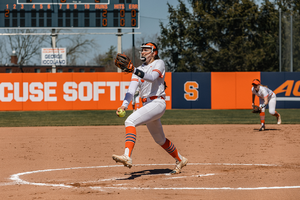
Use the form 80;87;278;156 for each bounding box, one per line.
211;72;261;109
0;72;172;111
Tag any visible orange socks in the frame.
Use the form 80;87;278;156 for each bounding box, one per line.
124;126;136;157
272;111;280;117
124;128;182;162
161;138;182;162
260;112;265;124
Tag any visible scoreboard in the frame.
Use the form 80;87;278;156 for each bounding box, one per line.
0;0;139;29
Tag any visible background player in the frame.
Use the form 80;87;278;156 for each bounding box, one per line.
112;42;188;174
252;79;281;131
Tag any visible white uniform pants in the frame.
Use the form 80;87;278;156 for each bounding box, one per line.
125;99;166;145
259;93;277;115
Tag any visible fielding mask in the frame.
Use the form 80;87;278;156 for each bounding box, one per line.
139;42;158;62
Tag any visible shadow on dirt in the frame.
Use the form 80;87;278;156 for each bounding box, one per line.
117;168;173;180
253;128;281;131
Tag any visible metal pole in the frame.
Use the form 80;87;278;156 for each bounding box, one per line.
51;29;57;73
117;29;122;73
290;14;293;72
132;29;135;66
279;8;281;72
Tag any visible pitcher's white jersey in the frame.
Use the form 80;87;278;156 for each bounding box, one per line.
132;59;166;99
252;86;274;100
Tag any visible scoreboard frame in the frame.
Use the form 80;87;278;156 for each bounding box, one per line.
17;0;110;5
1;0;139;29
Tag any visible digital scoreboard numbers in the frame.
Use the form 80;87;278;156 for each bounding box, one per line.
17;0;108;4
0;0;139;29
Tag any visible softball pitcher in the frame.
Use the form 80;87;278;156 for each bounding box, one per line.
112;42;188;174
252;79;281;131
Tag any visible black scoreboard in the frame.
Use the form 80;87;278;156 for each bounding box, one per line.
0;0;139;29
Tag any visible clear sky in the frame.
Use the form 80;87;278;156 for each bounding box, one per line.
1;0;266;65
94;0;263;54
79;0;263;63
90;0;187;55
0;0;187;65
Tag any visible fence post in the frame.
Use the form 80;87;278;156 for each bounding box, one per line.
279;8;281;72
290;13;293;72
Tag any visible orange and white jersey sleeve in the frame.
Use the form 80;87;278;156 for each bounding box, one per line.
121;75;139;109
151;59;165;79
252;86;274;100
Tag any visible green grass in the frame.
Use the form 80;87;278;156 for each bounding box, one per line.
162;109;299;124
0;109;299;127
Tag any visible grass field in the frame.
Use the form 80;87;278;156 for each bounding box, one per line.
0;109;299;127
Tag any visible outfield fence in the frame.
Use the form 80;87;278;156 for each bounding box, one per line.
0;72;299;111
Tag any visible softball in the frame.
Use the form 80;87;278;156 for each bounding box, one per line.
117;109;126;118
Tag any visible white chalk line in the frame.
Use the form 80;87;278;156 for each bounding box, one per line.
3;163;300;191
0;182;16;186
164;173;216;180
90;186;300;191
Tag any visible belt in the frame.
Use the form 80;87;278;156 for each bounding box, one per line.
142;96;165;103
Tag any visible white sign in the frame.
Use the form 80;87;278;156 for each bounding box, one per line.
41;48;67;66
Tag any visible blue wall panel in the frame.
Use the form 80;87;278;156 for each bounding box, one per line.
261;72;300;108
172;72;211;109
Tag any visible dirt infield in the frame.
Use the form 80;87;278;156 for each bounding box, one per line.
1;124;300;200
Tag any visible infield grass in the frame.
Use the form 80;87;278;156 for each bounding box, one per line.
0;109;299;127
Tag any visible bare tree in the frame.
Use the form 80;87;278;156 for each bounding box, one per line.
94;45;117;72
4;29;48;65
0;39;4;65
136;33;159;47
54;29;98;65
2;29;98;66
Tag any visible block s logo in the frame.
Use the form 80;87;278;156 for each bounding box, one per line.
184;81;199;101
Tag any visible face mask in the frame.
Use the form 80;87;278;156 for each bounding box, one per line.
139;51;152;62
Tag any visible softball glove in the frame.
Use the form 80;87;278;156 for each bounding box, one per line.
114;53;134;73
252;105;261;113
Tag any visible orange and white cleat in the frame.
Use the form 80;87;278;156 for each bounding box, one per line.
170;156;188;175
112;154;133;168
277;113;281;124
259;124;265;131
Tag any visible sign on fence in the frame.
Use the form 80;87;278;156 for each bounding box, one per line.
41;48;67;66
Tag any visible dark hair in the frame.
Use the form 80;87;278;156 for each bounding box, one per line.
151;42;159;59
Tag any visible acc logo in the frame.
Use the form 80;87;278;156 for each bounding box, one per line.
184;81;199;101
273;80;300;96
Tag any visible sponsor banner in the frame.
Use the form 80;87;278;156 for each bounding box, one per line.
172;73;211;109
0;73;172;111
41;48;67;66
261;72;300;108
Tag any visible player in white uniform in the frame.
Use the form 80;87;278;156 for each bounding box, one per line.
252;79;281;131
112;42;188;174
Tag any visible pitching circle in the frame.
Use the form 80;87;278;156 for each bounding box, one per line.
7;163;300;191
